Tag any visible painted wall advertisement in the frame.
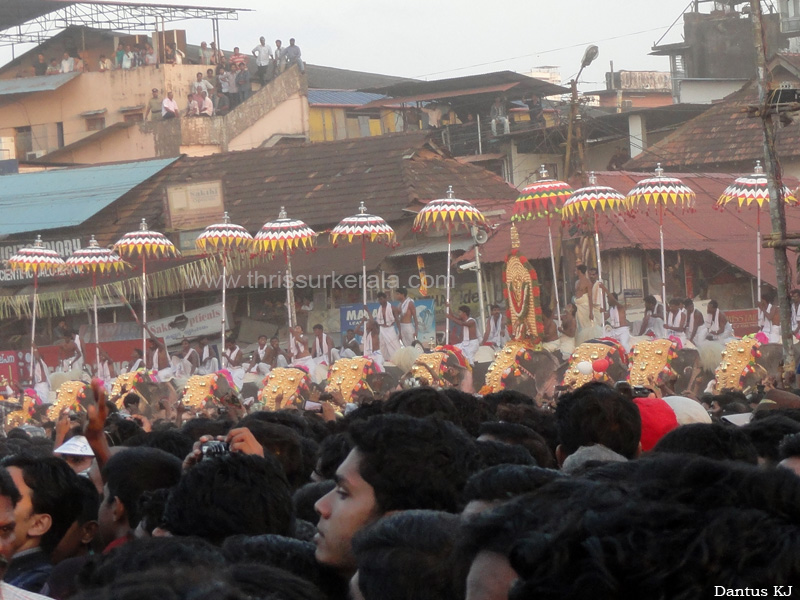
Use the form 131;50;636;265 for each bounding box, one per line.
149;302;227;346
726;308;759;337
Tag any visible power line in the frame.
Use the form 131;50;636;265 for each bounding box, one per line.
412;26;672;80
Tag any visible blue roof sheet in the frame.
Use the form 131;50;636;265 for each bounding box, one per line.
308;89;387;106
0;157;178;236
0;72;81;97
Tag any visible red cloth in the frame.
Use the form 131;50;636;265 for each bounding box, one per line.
634;397;679;452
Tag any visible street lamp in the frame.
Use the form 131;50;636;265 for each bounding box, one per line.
564;45;599;179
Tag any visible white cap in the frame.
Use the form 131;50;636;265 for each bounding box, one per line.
54;436;95;457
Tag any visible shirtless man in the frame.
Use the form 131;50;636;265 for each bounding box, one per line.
356;311;383;370
446;304;479;364
684;298;705;345
248;335;271;375
264;336;290;370
394;287;418;346
223;338;245;388
557;303;578;356
311;324;334;367
697;299;733;342
337;329;360;359
172;338;199;380
664;298;688;345
197;336;218;375
574;265;594;333
58;333;82;373
375;292;401;362
289;325;315;371
541;307;559;344
147;337;172;382
639;295;665;337
588;268;606;323
606;293;631;351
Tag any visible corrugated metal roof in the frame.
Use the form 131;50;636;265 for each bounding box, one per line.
307;89;387;106
389;238;474;257
0;157;178;236
0;72;80;97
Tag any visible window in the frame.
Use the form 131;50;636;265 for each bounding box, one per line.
56;122;64;148
86;117;106;131
124;113;144;123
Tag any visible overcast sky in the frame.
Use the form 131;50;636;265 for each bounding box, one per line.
2;0;722;89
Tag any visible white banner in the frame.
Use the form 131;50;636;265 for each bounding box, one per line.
149;302;227;346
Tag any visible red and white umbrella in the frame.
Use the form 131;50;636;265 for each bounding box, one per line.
626;163;695;304
113;219;180;366
512;165;573;326
716;161;797;301
562;173;627;326
255;207;317;330
330;201;395;310
66;236;127;376
7;236;66;379
196;212;254;351
413;186;487;343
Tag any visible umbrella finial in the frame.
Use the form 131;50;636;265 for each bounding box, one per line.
446;185;455;199
588;171;598;186
510;223;520;249
655;163;664;178
358;201;367;214
139;218;148;231
278;206;287;219
538;164;549;180
222;211;231;224
33;235;43;248
753;160;764;175
88;235;99;248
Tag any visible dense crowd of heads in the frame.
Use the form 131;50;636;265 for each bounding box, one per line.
0;379;797;599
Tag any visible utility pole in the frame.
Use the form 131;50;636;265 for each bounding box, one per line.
751;0;795;371
564;45;598;179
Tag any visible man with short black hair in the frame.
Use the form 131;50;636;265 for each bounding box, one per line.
314;414;481;578
394;288;417;346
311;324;334;369
0;469;50;598
447;305;479;364
1;456;85;592
374;293;401;363
98;448;182;552
554;382;642;467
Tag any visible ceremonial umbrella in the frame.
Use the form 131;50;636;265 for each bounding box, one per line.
413;186;487;344
255;207;317;330
716;160;797;302
196;212;254;351
65;236;128;376
330;201;396;310
113;219;180;367
562;172;627;326
512;165;573;326
7;236;66;378
625;164;695;305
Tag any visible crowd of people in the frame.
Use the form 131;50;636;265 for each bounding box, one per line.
31;35;305;120
0;368;796;599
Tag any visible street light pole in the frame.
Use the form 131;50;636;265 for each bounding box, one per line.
750;0;795;372
564;45;598;179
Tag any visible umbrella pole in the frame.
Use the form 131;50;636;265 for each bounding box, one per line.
594;212;605;328
445;228;452;345
757;208;762;303
93;271;100;378
30;272;38;380
221;255;227;352
659;207;667;306
361;236;367;311
285;251;295;330
547;216;562;328
142;254;147;367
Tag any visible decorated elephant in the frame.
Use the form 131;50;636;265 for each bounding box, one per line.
325;357;381;402
561;338;628;390
258;367;312;411
181;371;239;415
46;381;92;422
627;338;679;388
713;338;763;393
480;341;562;399
405;345;471;389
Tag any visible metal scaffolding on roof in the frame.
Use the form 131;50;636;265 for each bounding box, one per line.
0;0;245;46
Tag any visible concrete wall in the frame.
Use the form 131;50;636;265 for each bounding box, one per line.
678;79;747;104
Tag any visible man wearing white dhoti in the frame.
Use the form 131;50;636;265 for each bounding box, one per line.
171;339;199;382
223;338;245;389
197;337;219;375
311;324;334;370
696;300;734;343
482;305;509;348
375;292;401;363
638;295;666;339
684;299;705;346
394;287;418;347
30;347;50;402
447;305;479;364
605;293;631;351
664;298;688;346
289;326;316;372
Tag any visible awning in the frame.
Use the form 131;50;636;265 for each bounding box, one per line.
0;72;80;97
0;157;179;236
79;108;107;117
389;237;474;257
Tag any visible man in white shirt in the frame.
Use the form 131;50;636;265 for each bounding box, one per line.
393;287;417;346
161;91;179;119
199;90;214;117
59;52;74;74
252;36;273;85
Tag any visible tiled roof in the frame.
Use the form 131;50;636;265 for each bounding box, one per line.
466;170;800;288
625;81;800;171
86;131;519;248
307;89;387;106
